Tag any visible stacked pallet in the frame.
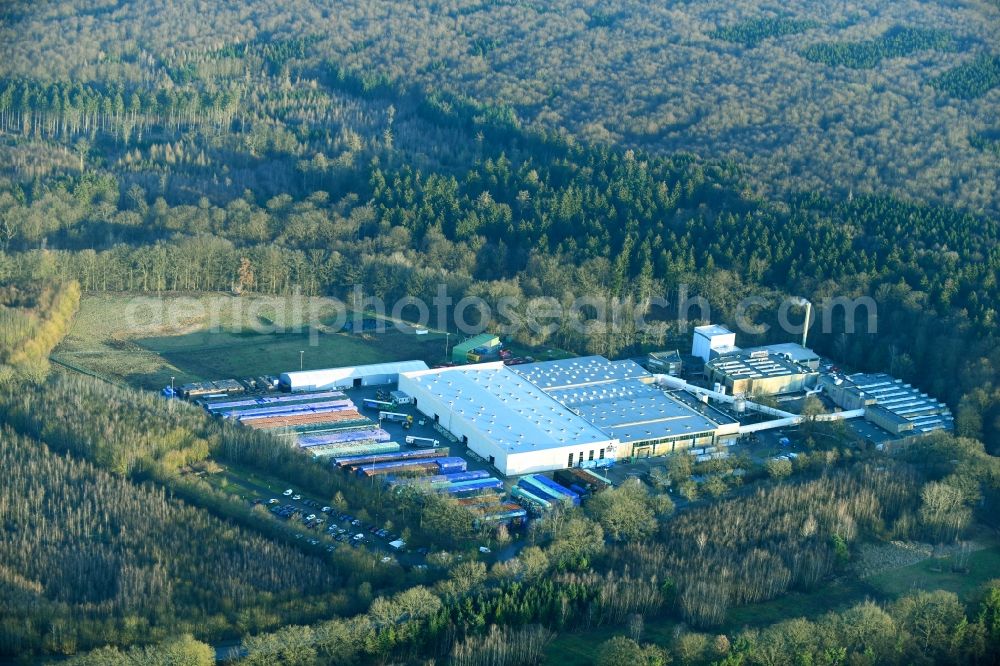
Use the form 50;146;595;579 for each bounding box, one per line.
244;408;363;429
553;467;612;495
518;474;580;507
334;447;450;469
205;391;344;412
308;441;401;458
355;456;467;478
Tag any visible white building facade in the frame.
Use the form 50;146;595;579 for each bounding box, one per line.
691;324;738;363
280;360;429;391
398;363;616;476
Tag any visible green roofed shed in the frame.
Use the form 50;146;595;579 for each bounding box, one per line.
451;333;501;364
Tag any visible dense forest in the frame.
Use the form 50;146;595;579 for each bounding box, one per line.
0;427;343;655
800;25;956;69
0;39;996;450
592;587;1000;666
1;0;997;216
0;373;506;656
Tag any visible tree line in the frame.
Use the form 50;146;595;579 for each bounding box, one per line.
596;585;1000;665
0;278;79;382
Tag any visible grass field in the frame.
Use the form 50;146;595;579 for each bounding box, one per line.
53;293;452;389
866;546;1000;603
53;292;579;390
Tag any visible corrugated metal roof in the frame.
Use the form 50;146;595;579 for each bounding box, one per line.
516;356;731;442
451;333;501;354
402;363;612;453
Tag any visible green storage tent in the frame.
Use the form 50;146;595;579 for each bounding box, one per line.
451;333;501;364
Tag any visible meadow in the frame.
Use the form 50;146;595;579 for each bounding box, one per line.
53;293;450;389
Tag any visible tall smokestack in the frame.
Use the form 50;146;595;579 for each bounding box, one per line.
801;299;811;348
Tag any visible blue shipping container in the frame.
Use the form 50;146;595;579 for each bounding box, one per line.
528;475;581;505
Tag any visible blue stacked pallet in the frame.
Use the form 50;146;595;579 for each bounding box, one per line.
517;478;564;505
438;458;468;474
529;474;581;506
206;391;342;410
518;475;580;507
439;470;490;483
442;478;504;495
511;485;551;510
393;469;491;486
356;456;467;477
333;447;449;467
230;400;353;420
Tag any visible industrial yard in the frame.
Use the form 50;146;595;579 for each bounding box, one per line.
151;317;960;572
188;367;602;539
56;293;963;569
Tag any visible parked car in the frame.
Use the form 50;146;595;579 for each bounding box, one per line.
283;489;293;496
321;506;332;513
292;494;302;500
305;514;317;521
268;498;280;504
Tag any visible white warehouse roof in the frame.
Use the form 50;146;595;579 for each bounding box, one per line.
399;363;611;453
280;360;429;391
512;355;648;390
515;356;731;443
694;324;735;338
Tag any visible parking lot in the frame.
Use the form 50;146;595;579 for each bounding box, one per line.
219;454;413;562
248;486;412;562
262;494;401;550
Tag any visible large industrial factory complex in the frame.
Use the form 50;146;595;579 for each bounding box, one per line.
398;356;740;476
185;323;954;487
